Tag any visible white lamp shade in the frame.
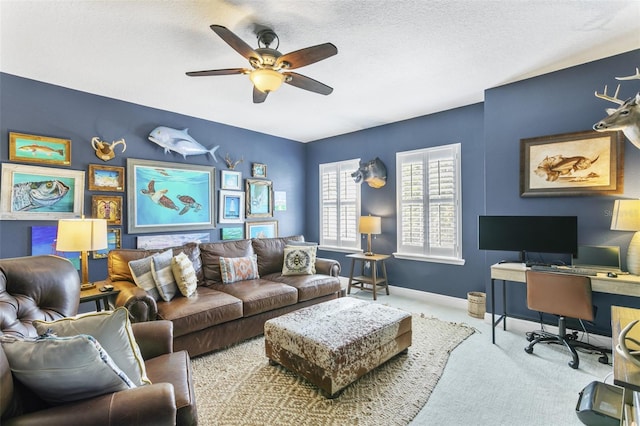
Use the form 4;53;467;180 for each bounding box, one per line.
610;200;640;231
56;218;108;252
250;69;285;93
359;216;381;235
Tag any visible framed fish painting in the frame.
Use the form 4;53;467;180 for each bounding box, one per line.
0;163;84;220
520;130;624;197
9;132;72;166
127;158;215;233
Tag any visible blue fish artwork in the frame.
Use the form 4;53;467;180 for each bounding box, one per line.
148;126;219;162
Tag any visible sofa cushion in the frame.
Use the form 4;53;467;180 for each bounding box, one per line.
1;333;135;404
172;252;198;297
157;287;243;337
200;239;254;286
33;307;150;387
151;249;179;302
252;235;304;276
212;279;298;317
264;272;342;302
220;255;260;284
282;245;317;275
129;254;162;301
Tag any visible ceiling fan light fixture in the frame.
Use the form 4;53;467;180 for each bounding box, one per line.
250;68;285;93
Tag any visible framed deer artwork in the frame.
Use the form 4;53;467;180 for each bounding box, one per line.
520;129;624;197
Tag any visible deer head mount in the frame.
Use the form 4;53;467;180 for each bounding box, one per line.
91;137;127;161
224;153;244;170
593;68;640;149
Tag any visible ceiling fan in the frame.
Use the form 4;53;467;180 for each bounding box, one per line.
186;25;338;103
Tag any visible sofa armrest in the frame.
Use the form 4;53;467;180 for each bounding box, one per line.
110;280;158;323
3;383;176;426
315;257;341;277
132;320;173;359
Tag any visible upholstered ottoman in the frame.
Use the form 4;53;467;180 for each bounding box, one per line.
264;297;412;397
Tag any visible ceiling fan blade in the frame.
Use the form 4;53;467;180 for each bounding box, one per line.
210;25;262;64
284;72;333;95
186;68;248;77
276;43;337;69
253;86;268;103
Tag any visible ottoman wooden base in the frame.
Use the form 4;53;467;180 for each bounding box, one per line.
264;298;412;397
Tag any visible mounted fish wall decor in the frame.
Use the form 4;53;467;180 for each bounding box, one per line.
148;126;219;162
351;157;387;188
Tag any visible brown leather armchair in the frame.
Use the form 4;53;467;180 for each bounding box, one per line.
0;255;197;425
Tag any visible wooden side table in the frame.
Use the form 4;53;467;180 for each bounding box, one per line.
80;286;120;312
346;253;390;300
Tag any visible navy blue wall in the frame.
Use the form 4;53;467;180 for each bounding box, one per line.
0;73;305;281
305;49;640;335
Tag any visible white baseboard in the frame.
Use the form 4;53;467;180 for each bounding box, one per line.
386;285;613;348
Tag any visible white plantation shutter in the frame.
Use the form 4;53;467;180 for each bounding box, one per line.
396;144;462;263
320;159;360;249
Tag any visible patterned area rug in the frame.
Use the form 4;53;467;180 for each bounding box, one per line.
191;313;475;426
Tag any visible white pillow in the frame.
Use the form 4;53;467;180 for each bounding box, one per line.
1;333;135;404
129;254;161;301
282;245;317;275
34;307;150;386
172;252;197;297
151;249;179;302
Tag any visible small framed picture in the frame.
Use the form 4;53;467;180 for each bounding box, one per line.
245;179;273;218
252;163;267;178
88;164;125;192
219;190;245;224
221;227;243;240
221;170;242;190
9;132;71;166
92;195;123;225
246;220;278;239
93;228;121;259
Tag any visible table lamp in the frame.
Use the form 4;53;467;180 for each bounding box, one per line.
56;217;108;289
610;200;640;275
359;215;381;256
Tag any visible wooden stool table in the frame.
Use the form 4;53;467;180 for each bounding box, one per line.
346;253;390;300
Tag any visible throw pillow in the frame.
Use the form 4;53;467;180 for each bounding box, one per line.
151;249;179;302
219;255;259;284
129;254;161;301
282;245;317;275
34;307;150;387
172;251;198;297
0;332;135;404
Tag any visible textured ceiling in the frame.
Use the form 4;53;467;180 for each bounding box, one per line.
1;1;639;142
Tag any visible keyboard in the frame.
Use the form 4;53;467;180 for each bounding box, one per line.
530;265;598;276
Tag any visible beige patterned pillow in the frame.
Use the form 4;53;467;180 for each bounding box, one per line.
282;245;317;275
219;255;259;284
172;252;197;297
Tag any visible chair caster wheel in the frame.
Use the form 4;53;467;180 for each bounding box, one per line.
525;333;535;342
569;360;579;369
525;346;533;354
598;355;609;364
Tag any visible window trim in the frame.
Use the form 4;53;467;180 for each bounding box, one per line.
393;143;464;265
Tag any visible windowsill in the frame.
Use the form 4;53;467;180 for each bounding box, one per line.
318;246;362;254
392;252;466;266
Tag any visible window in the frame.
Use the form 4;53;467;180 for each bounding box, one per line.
394;143;464;265
319;159;361;251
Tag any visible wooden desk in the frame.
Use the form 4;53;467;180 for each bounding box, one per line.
490;263;640;344
612;306;640;425
347;253;390;300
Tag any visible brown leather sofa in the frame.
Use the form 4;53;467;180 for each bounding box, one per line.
104;236;342;357
0;255;197;426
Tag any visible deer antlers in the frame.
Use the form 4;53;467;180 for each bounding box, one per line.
595;68;640;105
91;137;127;162
224;153;244;170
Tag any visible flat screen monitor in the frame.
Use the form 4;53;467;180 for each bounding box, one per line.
478;215;578;262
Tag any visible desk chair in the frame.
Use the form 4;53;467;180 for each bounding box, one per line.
524;270;609;369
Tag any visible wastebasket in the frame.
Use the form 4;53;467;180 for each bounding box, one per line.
467;292;486;319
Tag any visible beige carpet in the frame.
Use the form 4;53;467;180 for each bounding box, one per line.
190;313;474;426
